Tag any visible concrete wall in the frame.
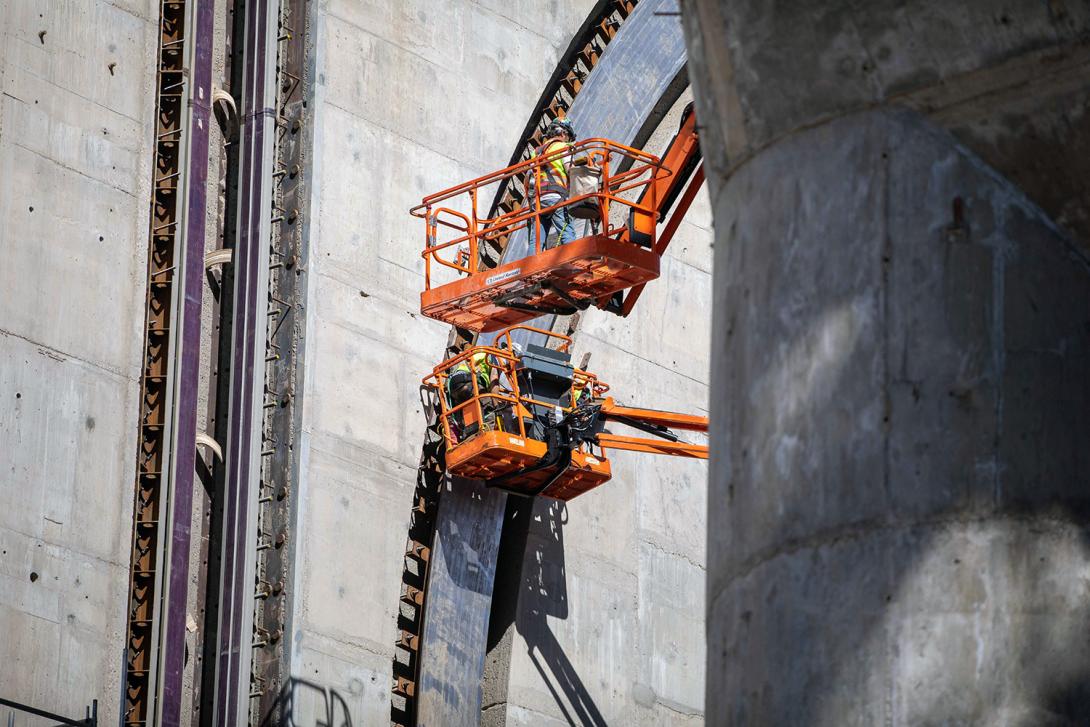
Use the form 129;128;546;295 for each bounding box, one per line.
684;2;1090;723
495;92;712;726
0;0;157;721
286;2;599;723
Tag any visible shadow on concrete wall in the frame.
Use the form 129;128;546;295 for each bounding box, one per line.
258;677;353;727
489;497;608;726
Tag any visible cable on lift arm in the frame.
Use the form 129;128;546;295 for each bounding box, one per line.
601;413;678;441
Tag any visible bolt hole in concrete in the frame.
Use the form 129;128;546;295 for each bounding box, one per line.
15;392;21;399
29;572;38;583
28;206;33;212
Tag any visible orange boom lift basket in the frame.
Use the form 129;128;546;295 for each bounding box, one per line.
412;110;702;332
424;326;708;501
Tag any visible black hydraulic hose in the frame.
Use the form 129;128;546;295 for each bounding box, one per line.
603;413;679;441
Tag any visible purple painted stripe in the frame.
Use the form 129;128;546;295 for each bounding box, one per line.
160;0;214;723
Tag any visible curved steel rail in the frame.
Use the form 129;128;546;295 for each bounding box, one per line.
389;2;651;724
393;0;692;725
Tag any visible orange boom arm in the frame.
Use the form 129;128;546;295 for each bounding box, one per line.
593;397;708;459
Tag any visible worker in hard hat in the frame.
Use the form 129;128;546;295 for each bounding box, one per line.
572;379;591;407
532;118;577;250
445;347;501;440
563;377;593;411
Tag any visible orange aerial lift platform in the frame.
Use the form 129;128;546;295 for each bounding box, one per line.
412;108;702;332
423;325;708;501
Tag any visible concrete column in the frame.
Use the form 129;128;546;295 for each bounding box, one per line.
683;2;1090;722
697;101;1090;724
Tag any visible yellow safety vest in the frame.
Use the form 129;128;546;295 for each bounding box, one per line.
572;380;590;405
533;140;571;197
452;351;492;391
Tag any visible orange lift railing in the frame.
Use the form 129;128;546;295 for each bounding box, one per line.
423;325;708;501
411;126;701;332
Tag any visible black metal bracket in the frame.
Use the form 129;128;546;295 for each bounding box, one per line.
541;279;592;312
0;696;97;727
494;283;579;316
604;413;679;442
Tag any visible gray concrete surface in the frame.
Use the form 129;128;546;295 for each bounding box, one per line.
0;0;157;722
696;101;1090;723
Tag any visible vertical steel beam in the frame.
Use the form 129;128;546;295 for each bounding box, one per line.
155;0;215;722
250;0;311;720
197;1;248;721
210;0;278;722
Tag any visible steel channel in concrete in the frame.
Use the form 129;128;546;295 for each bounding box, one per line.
249;0;311;721
158;0;215;723
123;0;197;722
210;0;278;723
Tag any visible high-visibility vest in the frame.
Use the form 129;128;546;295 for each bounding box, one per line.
532;140;571;198
451;351;492;391
572;380;590;405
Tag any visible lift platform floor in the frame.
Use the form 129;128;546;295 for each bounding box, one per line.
421;235;660;332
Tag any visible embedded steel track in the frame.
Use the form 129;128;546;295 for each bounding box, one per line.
122;0;214;723
122;2;186;715
249;0;311;722
389;1;693;724
192;0;280;722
